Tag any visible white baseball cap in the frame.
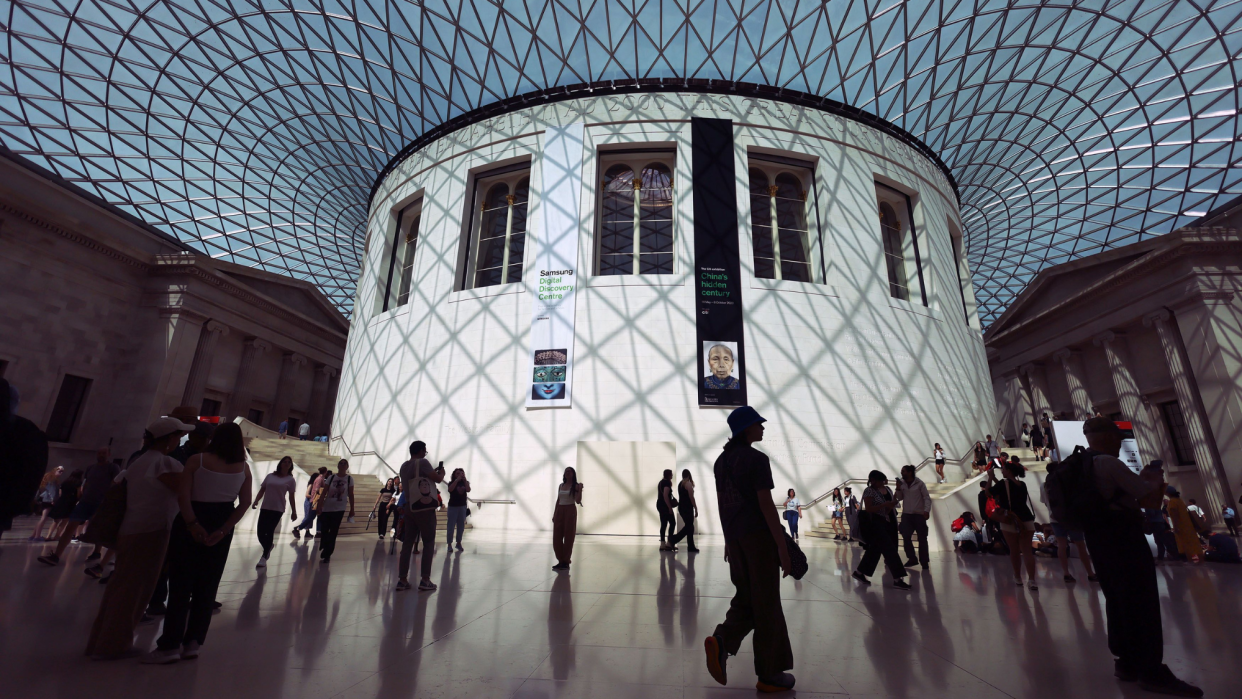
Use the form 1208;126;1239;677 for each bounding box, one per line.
148;416;197;439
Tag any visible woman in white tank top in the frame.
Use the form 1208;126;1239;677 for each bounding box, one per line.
144;422;252;665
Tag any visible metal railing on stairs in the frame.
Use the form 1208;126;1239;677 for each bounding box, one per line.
804;428;1008;509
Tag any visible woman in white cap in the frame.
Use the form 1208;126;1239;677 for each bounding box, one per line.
85;414;194;660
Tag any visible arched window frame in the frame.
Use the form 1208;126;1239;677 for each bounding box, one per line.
375;196;423;316
594;151;676;276
747;159;816;283
463;165;531;290
875;182;927;307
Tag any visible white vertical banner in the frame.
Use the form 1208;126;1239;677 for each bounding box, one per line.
526;122;585;408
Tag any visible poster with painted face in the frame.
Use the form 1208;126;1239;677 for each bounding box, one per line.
531;349;567;400
703;341;740;389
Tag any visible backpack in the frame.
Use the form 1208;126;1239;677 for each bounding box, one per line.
950;517;965;533
79;480;127;548
1044;446;1110;530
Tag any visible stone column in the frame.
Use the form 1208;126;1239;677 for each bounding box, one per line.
223;337;270;421
268;352;307;430
1020;362;1053;419
180;320;229;410
1053;348;1093;419
1093;331;1159;465
1145;309;1231;525
308;365;338;435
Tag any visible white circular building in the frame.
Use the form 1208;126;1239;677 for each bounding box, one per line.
333;86;993;535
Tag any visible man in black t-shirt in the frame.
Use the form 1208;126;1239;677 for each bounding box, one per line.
657;470;677;550
704;406;794;693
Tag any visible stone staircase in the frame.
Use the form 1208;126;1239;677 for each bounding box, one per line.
245;437;468;537
805;445;1049;540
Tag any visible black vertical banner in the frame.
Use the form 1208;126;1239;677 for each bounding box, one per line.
692;118;747;408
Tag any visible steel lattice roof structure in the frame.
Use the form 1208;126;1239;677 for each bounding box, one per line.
2;1;1239;325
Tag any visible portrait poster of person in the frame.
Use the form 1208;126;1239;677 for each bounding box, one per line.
702;341;740;389
532;349;568;401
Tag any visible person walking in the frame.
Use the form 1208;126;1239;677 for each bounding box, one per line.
373;478;396;539
1021;423;1031;448
292;467;328;540
828;487;846;540
314;459;354;564
277;419;288;439
30;466;64;540
1166;487;1203;563
44;469;84;542
251;455;298;568
85;416;194;659
1073;418;1202;696
972;441;987;475
895;465;931;569
445;468;471;551
703;406;795;693
1030;422;1046;461
657;469;677;551
985;435;1000;460
932;444;946;483
143;422;253;663
668;470;699;552
1041;461;1097;583
851;470;910;590
38;449;119;566
552;467;583;570
397;441;442;591
986;458;1038;589
297;421;310;441
781;489;801;541
0;379;50;544
1224;505;1238;537
843;487;860;543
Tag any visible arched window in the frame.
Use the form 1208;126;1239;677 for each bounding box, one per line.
750;165;813;281
596;154;675;275
465;165;532;290
879;201;909;300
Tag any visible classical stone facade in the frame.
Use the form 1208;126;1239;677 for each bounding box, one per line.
986;224;1242;526
0;153;347;468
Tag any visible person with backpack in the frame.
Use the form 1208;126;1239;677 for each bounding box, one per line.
1040;461;1098;583
1047;417;1202;697
314;459;354;564
703;406;795;693
396;441;442;592
985;458;1038;590
951;511;983;552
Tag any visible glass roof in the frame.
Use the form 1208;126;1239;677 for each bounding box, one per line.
2;1;1238;324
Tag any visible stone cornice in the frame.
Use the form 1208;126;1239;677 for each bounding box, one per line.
0;201;148;270
985;231;1242;347
149;254;346;342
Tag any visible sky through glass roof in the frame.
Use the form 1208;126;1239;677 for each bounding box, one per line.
1;0;1239;324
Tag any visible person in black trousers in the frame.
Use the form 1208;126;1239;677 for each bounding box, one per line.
657;469;677;551
143;422;253;664
703;406;795;692
852;470;910;590
315;460;355;563
1079;418;1202;697
668;470;699;553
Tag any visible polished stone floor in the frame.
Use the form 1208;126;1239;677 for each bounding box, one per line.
1;518;1238;699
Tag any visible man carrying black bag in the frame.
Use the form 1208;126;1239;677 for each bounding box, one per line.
1048;418;1202;697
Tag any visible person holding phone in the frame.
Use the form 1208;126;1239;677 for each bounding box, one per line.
314;459;354;564
397;442;442;592
852;470;910;590
986;458;1038;590
1078;418;1201;696
551;467;583;570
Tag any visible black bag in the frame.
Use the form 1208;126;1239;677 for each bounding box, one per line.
79;480;127;548
1044;446;1109;530
783;532;808;580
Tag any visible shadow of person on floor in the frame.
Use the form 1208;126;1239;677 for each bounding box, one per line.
906;569;954;691
857;585;916;697
376;581;434;697
293;563;339;673
431;550;462;639
678;550;699;647
236;569;266;630
548;570;576;680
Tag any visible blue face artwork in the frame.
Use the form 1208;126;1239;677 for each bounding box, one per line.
532;383;566;400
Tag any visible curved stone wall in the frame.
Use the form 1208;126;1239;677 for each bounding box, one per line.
334;92;992;534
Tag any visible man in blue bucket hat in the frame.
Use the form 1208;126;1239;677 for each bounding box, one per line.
704;406;795;693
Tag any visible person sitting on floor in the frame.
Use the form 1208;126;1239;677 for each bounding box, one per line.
1204;532;1240;564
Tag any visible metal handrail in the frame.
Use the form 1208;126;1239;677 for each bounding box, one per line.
804;429;1006;509
468;498;516;509
329;435;399;476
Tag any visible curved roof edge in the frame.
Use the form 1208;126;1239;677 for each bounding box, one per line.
368;78;959;207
